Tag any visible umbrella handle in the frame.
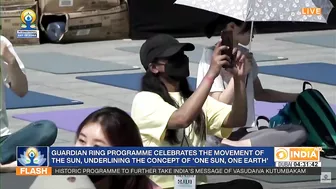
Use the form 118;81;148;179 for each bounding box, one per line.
248;21;254;52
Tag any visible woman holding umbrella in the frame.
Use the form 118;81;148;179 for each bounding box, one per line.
197;16;308;147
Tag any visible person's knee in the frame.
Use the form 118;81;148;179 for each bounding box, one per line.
32;120;58;145
285;124;308;146
205;135;221;146
291;124;308;140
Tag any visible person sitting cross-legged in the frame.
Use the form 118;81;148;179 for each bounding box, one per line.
0;35;58;172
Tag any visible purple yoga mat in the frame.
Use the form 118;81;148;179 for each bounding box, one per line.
254;101;336;118
13;102;336;132
255;101;287;117
13;107;100;132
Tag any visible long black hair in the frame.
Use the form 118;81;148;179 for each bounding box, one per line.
76;107;153;189
141;66;206;145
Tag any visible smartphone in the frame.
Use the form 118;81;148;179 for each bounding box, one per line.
220;30;234;68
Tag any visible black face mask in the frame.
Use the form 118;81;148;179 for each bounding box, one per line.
164;53;190;81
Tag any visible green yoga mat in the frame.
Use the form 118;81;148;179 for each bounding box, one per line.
244;157;336;183
276;33;336;48
19;52;140;74
116;44;288;63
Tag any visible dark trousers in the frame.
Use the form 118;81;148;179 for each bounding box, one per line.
0;120;58;164
197;179;263;189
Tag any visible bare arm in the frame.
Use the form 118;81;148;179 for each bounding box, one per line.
220;50;251;128
1;42;28;97
167;73;215;129
210;78;235;104
7;58;28;97
254;77;298;102
223;76;247;128
0;161;17;173
210;51;252;105
167;43;231;129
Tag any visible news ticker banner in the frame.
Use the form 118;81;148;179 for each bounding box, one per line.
16;146;322;176
51;167;321;175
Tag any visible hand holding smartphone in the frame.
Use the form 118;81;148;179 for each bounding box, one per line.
220;30;234;69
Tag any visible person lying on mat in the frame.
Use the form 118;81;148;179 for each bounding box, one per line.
197;16;306;146
0;35;58;172
31;107;161;189
131;34;263;189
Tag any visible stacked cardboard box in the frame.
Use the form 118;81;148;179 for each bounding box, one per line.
39;0;130;43
0;0;40;45
39;0;120;13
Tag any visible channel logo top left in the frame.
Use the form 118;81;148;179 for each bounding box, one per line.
16;8;39;39
20;9;37;30
17;147;48;167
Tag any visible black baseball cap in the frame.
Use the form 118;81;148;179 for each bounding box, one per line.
140;34;195;70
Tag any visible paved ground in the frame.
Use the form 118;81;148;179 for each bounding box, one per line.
1;29;336;189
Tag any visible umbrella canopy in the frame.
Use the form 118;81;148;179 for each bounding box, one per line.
174;0;334;23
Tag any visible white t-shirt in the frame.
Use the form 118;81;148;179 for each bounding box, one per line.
196;45;259;128
1;35;26;137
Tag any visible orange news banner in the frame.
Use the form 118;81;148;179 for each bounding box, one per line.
275;147;321;162
16;167;52;176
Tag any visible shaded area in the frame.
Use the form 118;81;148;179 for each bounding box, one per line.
128;0;336;39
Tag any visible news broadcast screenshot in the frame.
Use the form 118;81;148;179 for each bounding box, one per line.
15;146;324;176
0;0;336;189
